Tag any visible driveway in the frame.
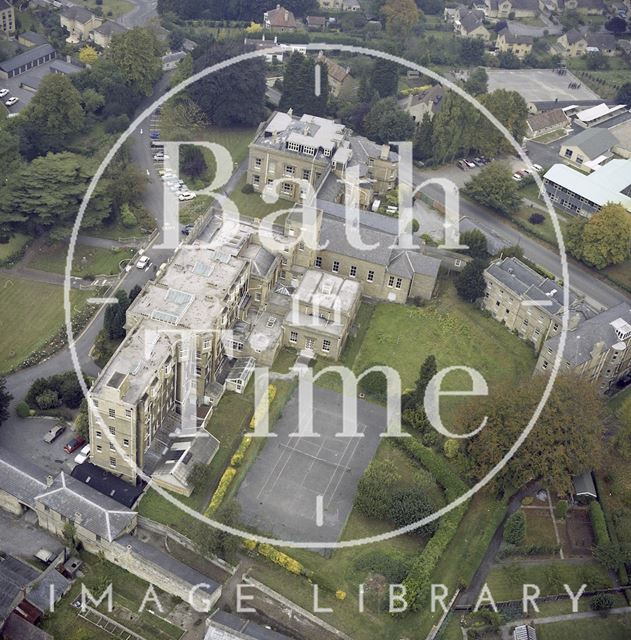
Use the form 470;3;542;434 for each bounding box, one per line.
0;508;64;559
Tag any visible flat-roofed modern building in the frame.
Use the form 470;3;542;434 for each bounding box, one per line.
483;257;591;351
542;158;631;216
536;303;631;394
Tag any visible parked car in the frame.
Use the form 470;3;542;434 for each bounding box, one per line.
465;159;476;169
136;255;150;269
64;435;86;454
74;444;90;465
533;163;543;173
457;160;468;170
512;173;523;182
5;97;19;107
153;153;169;161
0;89;9;98
43;423;66;443
150;131;160;139
179;192;196;201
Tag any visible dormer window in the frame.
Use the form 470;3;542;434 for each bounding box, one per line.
611;318;631;341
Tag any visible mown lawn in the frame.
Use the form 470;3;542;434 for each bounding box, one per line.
537;614;631;640
42;551;184;640
0;232;30;263
229;176;290;221
26;243;135;277
0;276;92;373
77;0;134;19
523;508;558;546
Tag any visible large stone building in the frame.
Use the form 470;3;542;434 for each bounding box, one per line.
483;257;591;351
0;0;15;35
496;28;534;58
60;6;102;42
536;303;631;394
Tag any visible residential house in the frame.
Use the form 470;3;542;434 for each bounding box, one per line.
60;6;102;42
486;0;539;19
497;28;534;58
162;51;187;71
559;127;618;170
561;0;607;14
483;257;589;351
306;15;327;30
526;108;569;137
317;52;354;97
557;29;618;57
542;158;631;216
536;303;631;394
400;85;445;122
0;0;15;35
0;44;56;80
17;31;49;47
456;9;492;40
264;4;298;32
318;0;362;10
90;20;127;48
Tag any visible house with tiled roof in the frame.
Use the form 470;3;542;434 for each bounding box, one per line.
546;0;607;13
400;85;445;122
557;29;618;57
60;5;102;41
90;20;127;48
526;108;570;137
317;52;354;97
486;0;539;19
456;9;492;40
264;4;298;32
497;27;534;58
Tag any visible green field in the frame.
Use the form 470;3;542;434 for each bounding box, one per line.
229;176;290;221
0;233;30;264
76;0;134;19
523;508;558;546
537;614;631;640
26;243;135;277
0;276;92;373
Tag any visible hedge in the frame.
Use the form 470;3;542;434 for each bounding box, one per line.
392;438;469;610
249;385;277;430
497;543;561;560
244;540;304;576
230;435;252;467
589;501;610;547
205;467;237;516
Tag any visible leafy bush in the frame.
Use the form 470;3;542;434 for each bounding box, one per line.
555;499;568;519
590;593;614;616
26;372;84;411
36;390;61;410
16;401;31;418
388;487;437;534
205;467;236;515
589;501;610;547
503;511;526;545
359;364;389;402
352;550;411;583
529;213;545;225
355;459;399;520
120;204;137;229
230;435;252;467
241;183;255;194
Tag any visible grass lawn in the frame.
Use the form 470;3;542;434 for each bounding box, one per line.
571;68;631;99
179;195;213;225
601;258;631;293
42;551;184;640
0;276;92;374
485;560;612;602
523;508;558;546
317;285;536;427
75;0;134;19
537;614;631;640
0;232;30;263
530;129;568;144
26;243;135;277
229;176;290;221
513;202;569;248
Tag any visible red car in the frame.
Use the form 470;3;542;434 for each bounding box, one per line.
64;436;86;454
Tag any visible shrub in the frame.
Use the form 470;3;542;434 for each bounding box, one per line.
590;593;614;616
555;500;568;519
120;204;137;229
589;501;610;547
36;390;61;410
443;438;459;459
230;435;252;467
104;114;130;134
205;467;236;515
241;183;255;194
358;364;389;402
529;213;545;225
388;487;437;534
355;459;399;520
257;544;303;575
352;550;410;583
503;511;526;545
249;385;276;429
16;401;31;418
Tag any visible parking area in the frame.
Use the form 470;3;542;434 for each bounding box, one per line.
486;69;600;103
236;386;386;544
0;414;76;477
0;508;64;558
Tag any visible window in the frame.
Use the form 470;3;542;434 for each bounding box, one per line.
109;457;117;468
395;278;402;289
388;276;395;287
125;408;132;418
255;157;262;167
255;292;261;302
232;341;244;351
315;256;322;268
454;259;462;267
253;174;260;185
332;260;340;273
96;444;102;452
302;169;310;181
350;265;357;278
280;270;286;279
96;430;102;439
367;270;374;282
110;443;115;451
109;426;115;435
542;360;548;370
285;165;295;176
576;156;583;165
108;408;115;418
298;241;305;251
289;331;298;343
306;337;315;349
123;439;129;447
323;339;331;352
282;182;293;195
93;399;99;407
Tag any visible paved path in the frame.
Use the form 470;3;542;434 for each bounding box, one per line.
77;235;129;249
500;607;631;640
0;265;87;289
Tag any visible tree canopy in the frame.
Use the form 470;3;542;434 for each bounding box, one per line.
280;52;329;117
382;0;421;39
464;162;522;215
363;97;416;144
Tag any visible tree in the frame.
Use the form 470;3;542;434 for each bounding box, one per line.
388;487;436;534
168;28;185;51
474;90;528;156
279;52;329;117
363;97;415;144
498;51;521;69
129;284;142;302
464;162;522;215
454;259;486;302
413;112;434;162
464;67;488;96
431;92;479;163
355;459;399;519
586;51;609;70
81;88;105;115
605;16;626;32
503;511;525;545
382;0;420;39
411;355;437;409
190;40;266;126
120;204;137;228
560;9;582;30
19;74;85;156
463;375;604;495
370;58;399;99
181;144;208;179
63;520;79;550
460;229;488;259
616;82;631;107
104;290;130;340
590;593;615;616
0;378;12;428
459;38;485;66
107;27;162;96
568;203;631;269
79;45;99;66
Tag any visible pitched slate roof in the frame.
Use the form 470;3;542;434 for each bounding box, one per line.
94;20;127;36
499;27;534;44
0;447;50;509
586;32;617;50
60;5;96;23
511;0;539;10
19;31;49;46
460;9;486;33
0;44;55;74
0;556;40;620
527;108;569;133
562;127;617;157
34;473;135;542
265;5;298;28
2;613;53;640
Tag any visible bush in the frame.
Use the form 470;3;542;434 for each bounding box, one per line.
230;435;252;467
352;550;411;583
590;593;614;616
120;204;137;229
529;213;545;225
16;401;31;418
104;114;130;134
205;467;236;515
589;501;610;547
555;500;568;519
36;390;61;410
503;511;526;545
443;439;459;459
388;487;437;534
359;364;389;402
241;183;255;194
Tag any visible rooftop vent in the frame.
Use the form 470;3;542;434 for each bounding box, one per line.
611;317;631;341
